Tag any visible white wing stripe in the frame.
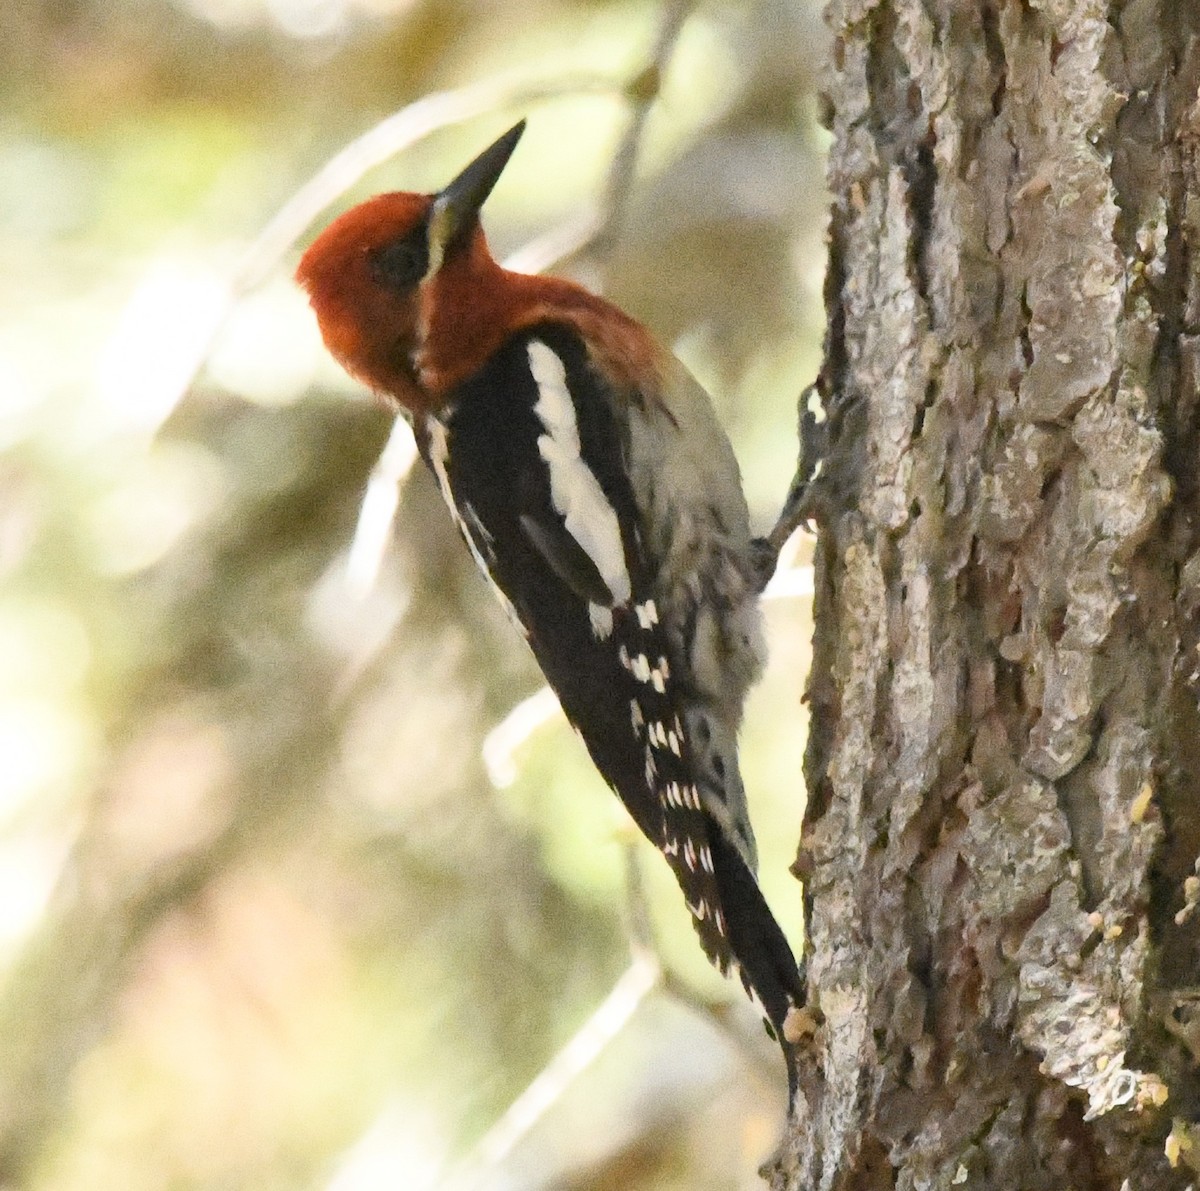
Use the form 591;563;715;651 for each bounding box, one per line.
528;341;632;606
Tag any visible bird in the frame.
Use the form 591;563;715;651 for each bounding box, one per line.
296;119;806;1104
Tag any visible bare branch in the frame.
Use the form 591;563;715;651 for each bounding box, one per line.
344;416;420;598
591;0;699;259
481;686;563;788
443;955;662;1191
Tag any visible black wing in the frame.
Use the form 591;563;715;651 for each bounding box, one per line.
419;321;803;1094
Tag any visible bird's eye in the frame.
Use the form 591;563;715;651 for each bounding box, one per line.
368;233;429;290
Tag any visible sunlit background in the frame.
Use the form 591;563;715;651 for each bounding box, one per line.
0;0;827;1186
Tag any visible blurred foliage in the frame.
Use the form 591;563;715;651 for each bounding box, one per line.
0;0;827;1186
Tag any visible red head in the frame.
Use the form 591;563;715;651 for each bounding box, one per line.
297;121;527;414
297;120;662;413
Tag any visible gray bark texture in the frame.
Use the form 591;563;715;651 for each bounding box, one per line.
768;2;1200;1188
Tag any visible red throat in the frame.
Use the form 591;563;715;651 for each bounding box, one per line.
417;228;665;404
296;192;433;413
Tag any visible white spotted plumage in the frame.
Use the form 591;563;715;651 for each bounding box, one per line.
428;305;796;1100
635;599;658;628
588;603;614;639
683;838;697;872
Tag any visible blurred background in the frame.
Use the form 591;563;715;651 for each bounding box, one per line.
0;0;828;1186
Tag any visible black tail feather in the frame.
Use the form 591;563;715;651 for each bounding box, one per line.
707;826;805;1109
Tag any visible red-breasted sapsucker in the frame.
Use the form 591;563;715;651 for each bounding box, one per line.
297;120;805;1103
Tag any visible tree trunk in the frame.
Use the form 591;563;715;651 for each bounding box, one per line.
771;3;1200;1187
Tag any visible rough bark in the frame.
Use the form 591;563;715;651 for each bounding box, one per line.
770;3;1200;1187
